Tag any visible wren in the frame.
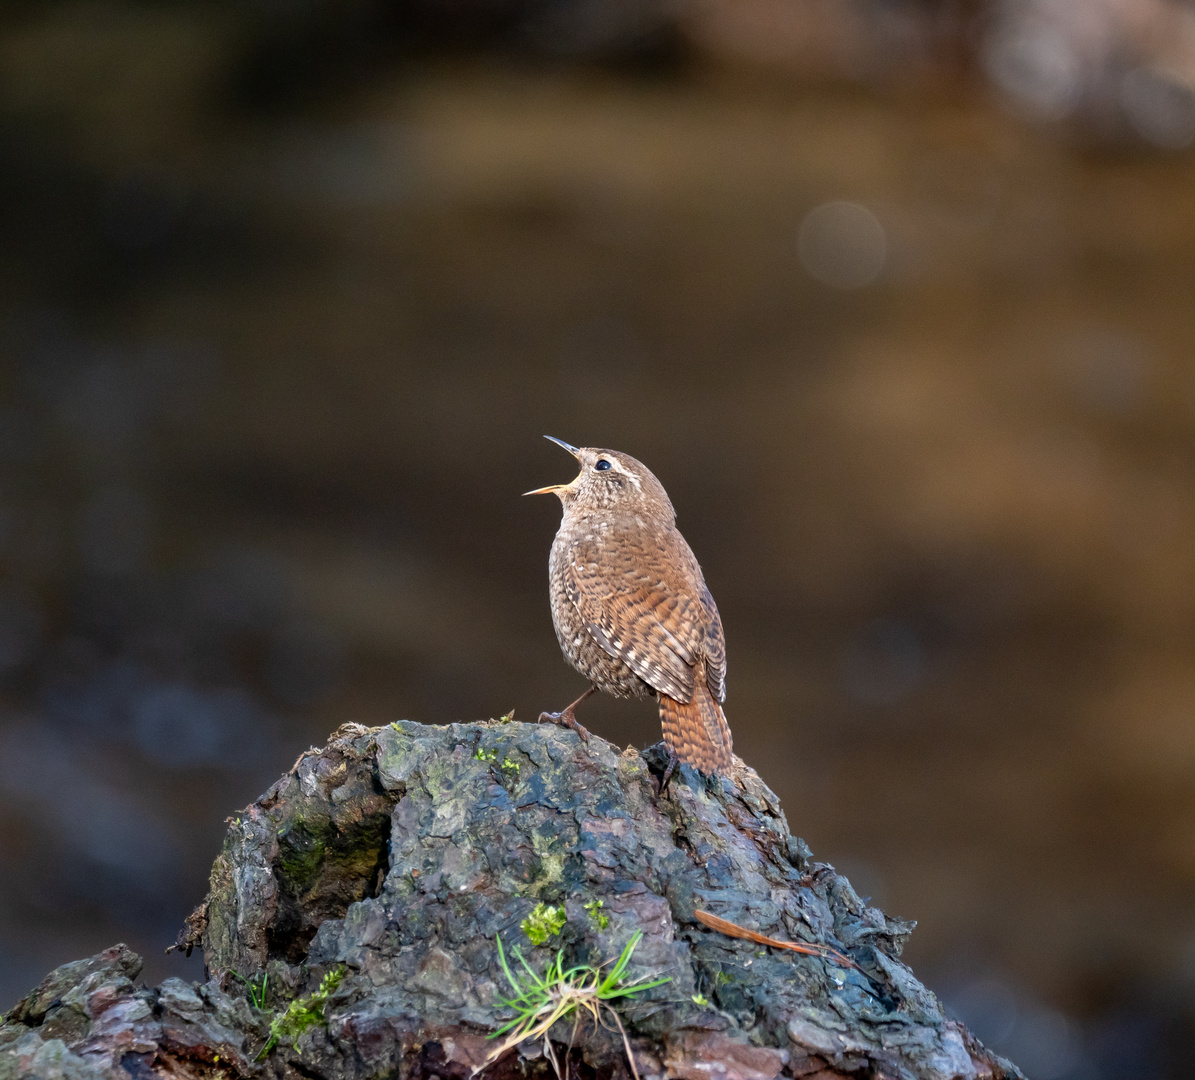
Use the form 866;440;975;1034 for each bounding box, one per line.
526;437;734;778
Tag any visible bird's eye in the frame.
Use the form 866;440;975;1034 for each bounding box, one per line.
595;459;612;471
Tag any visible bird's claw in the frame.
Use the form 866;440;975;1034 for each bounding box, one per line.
654;748;679;798
539;708;591;742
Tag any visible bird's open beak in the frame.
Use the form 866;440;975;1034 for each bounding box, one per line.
543;436;581;458
524;436;582;496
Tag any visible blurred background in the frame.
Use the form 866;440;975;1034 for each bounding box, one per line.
2;0;1195;1075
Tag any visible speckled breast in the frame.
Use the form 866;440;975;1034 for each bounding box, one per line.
547;525;653;699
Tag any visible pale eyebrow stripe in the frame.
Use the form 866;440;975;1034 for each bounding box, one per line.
611;459;642;488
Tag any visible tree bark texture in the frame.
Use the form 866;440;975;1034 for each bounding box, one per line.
1;721;1025;1080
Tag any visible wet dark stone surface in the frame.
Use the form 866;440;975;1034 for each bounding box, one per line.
1;721;1022;1080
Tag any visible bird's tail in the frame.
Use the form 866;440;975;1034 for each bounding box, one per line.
659;672;733;775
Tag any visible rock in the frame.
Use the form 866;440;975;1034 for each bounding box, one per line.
1;720;1025;1080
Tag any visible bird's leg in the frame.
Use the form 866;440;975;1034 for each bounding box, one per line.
539;686;595;742
657;745;679;797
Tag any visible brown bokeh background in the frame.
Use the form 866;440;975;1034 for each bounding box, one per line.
3;2;1195;1076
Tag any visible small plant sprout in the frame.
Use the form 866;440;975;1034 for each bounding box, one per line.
475;746;519;775
257;967;346;1060
476;930;669;1080
496;709;515;723
521;903;567;946
691;993;710;1007
584;899;609;930
232;970;269;1010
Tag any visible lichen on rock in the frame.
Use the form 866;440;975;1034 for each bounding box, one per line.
1;720;1024;1080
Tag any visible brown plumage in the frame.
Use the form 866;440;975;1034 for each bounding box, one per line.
526;438;734;775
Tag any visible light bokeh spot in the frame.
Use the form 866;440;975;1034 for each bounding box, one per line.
797;201;887;289
982;23;1081;120
1121;67;1195;149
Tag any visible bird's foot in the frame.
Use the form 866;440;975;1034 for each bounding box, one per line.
538;706;591;742
655;747;680;798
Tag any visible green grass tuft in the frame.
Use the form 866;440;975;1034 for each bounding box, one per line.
477;930;669;1080
232;970;269;1010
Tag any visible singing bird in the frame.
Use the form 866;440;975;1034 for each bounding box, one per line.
526;437;734;781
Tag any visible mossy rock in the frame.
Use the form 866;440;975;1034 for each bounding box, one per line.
1;721;1024;1080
